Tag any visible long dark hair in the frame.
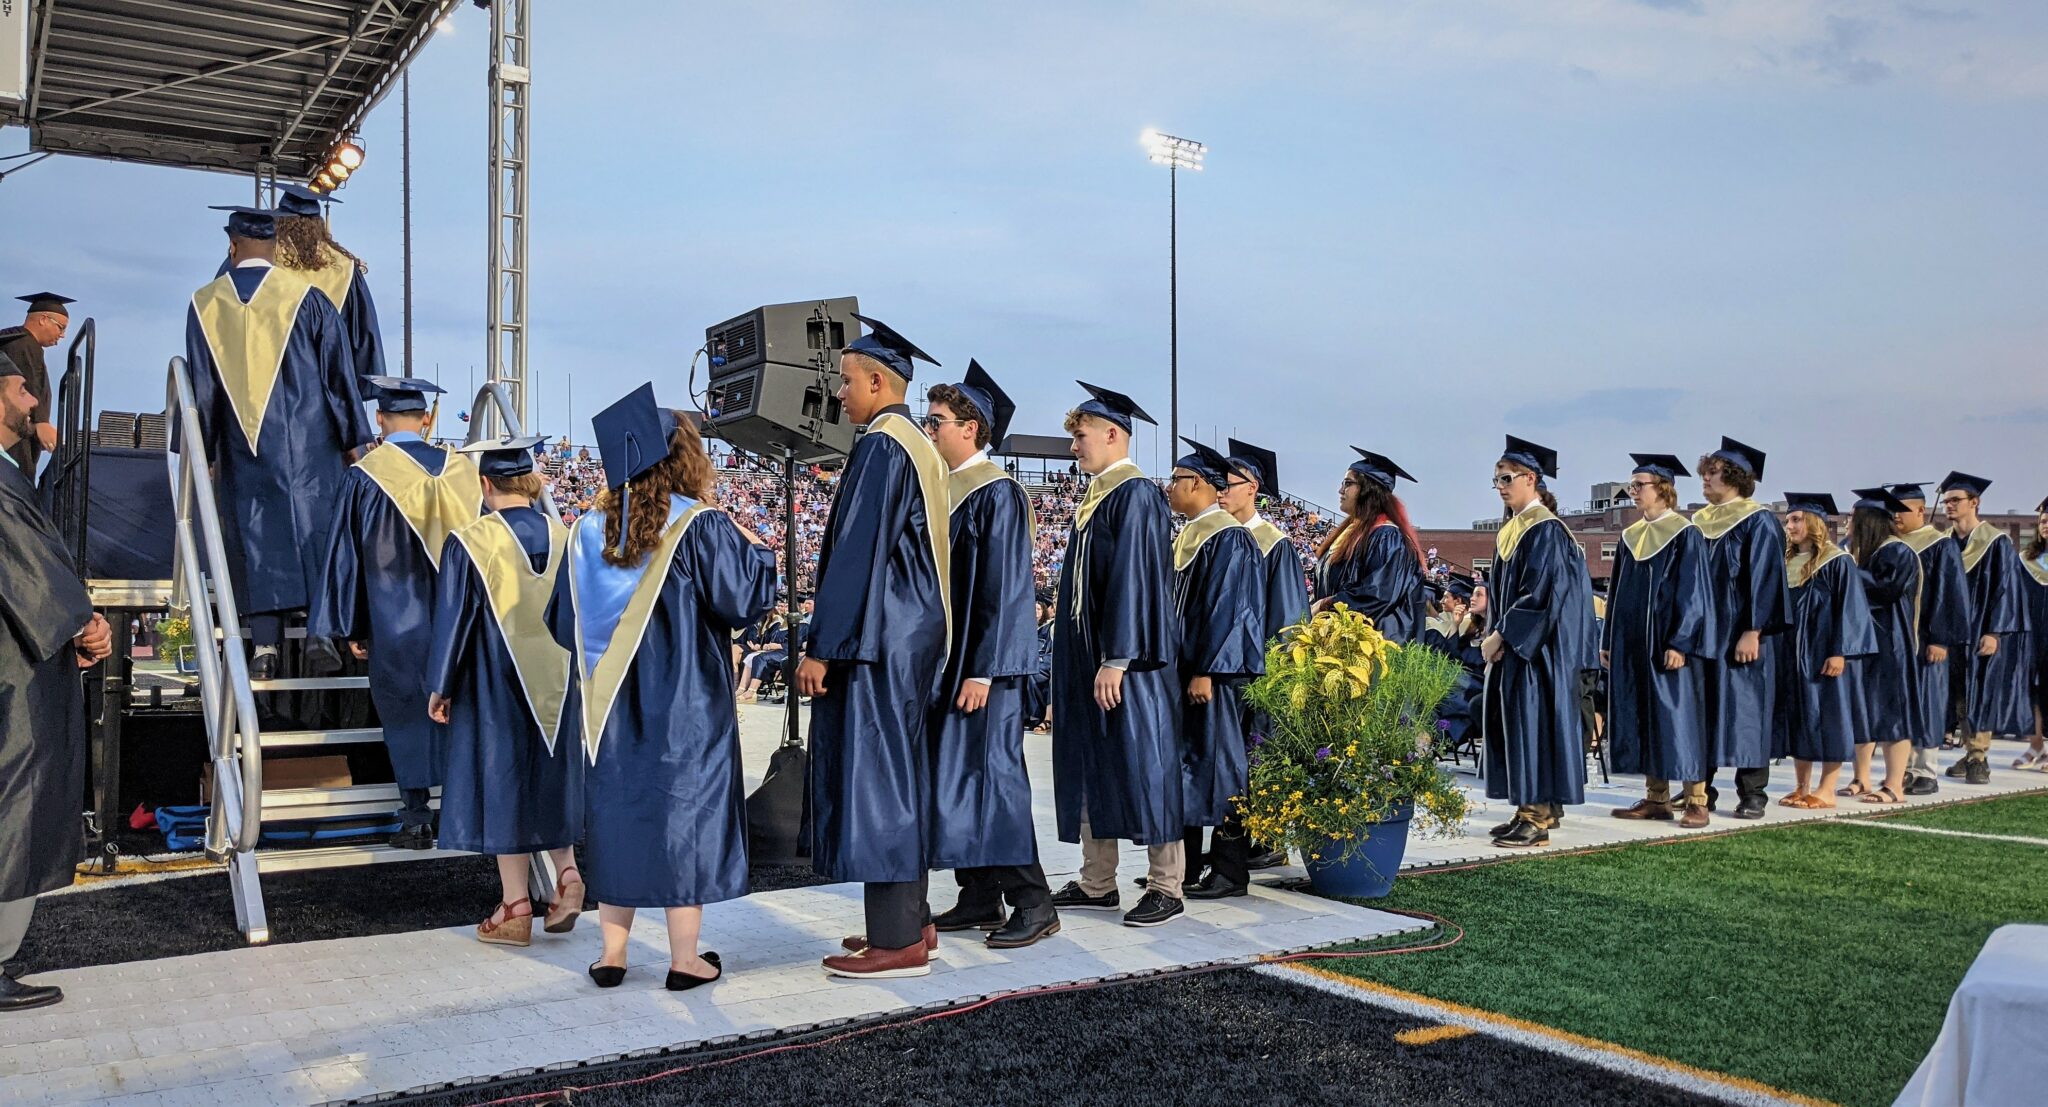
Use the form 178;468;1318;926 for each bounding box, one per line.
2028;514;2046;562
1317;478;1425;571
1849;506;1896;565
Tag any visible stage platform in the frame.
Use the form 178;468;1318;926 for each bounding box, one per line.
4;706;2044;1105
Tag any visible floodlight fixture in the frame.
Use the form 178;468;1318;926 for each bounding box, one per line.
334;138;366;170
1141;129;1206;172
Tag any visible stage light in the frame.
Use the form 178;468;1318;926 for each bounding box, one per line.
334;138;366;170
436;14;456;34
1141;128;1206;172
328;163;352;182
313;170;338;191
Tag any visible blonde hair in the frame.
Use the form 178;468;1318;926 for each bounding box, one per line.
1785;510;1839;584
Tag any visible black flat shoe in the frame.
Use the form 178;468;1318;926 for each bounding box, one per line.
1049;881;1119;911
666;952;722;991
588;960;627;988
1185;873;1249;900
0;976;62;1012
986;903;1061;949
932;901;1006;932
390;824;435;851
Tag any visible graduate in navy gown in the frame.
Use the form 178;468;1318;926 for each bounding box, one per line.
794;316;954;979
219;185;386;385
1423;574;1486;756
1885;482;1973;795
1843;488;1923;805
549;384;775;991
920;364;1059;950
1023;590;1055;730
1603;455;1715;831
1311;448;1426;642
425;435;582;948
310;378;481;846
1937;472;2033;783
1773;494;1876;807
2019;501;2048;771
184;205;374;674
1224;439;1311;641
1692;437;1790;819
1483;438;1598;848
1046;382;1187;929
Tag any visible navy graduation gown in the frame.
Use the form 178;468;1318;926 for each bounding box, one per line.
427;507;581;855
1253;520;1311;641
216;254;386;383
2026;552;2048;714
1856;540;1924;745
1697;506;1790;770
548;499;777;908
1022;620;1054;725
309;440;473;788
930;475;1041;870
185;265;374;614
1482;505;1598;806
1958;526;2033;736
1175;518;1268;828
1776;553;1877;763
1602;518;1715;783
806;411;951;883
1052;462;1182;844
1314;523;1425;643
1903;527;1972;749
1424;615;1485;750
0;459;93;901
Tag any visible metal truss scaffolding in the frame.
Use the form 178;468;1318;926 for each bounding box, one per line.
485;0;530;433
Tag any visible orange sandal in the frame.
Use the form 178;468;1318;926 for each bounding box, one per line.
478;897;534;947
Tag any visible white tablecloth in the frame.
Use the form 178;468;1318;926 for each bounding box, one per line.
1895;924;2048;1107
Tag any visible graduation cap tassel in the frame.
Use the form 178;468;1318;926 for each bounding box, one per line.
617;482;630;559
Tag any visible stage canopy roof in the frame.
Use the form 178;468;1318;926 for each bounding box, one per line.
994;433;1075;461
5;0;458;178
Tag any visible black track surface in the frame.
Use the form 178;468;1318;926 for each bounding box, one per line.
21;857;831;972
390;968;1730;1107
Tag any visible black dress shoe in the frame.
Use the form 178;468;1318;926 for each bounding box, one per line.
1122;889;1185;927
1904;776;1940;796
390;824;435;850
588;960;627;988
1489;818;1517;839
1493;820;1549;849
1186;873;1249;900
666;952;722;991
1965;756;1991;785
250;650;278;681
986;902;1061;949
1049;881;1119;911
1733;795;1768;820
932;900;1006;932
1;959;22;980
1704;785;1721;812
1245;849;1288;870
0;976;63;1012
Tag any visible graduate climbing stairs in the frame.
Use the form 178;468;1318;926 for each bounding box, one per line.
165;358;557;943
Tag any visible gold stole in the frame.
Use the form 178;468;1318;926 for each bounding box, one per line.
1899;525;1949;556
2024;552;2048;587
1246;516;1288;557
869;413;954;656
1786;545;1847;588
1691;498;1766;541
190;267;315;455
1074;458;1143;531
1495;501;1559;561
1622;511;1693;561
572;503;708;761
950;457;1037;532
1593;594;1608;620
1958;523;2008;574
354;444;483;567
303;254;355;314
451;512;572;750
1173;509;1245;572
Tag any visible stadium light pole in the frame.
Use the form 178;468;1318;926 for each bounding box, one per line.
1141;129;1205;452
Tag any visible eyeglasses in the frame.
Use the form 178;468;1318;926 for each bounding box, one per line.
1628;479;1658;491
1166;474;1206;486
1939;496;1970;507
1490;473;1525;487
919;415;970;430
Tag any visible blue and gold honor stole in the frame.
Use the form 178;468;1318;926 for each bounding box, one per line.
303;254;356;314
868;412;954;656
1068;457;1145;627
1494;500;1560;561
1622;511;1694;562
190;266;317;455
451;511;572;752
1246;515;1289;557
353;444;482;568
1691;497;1767;541
1173;507;1246;572
1786;544;1848;588
2026;550;2048;587
568;495;708;762
1958;521;2010;574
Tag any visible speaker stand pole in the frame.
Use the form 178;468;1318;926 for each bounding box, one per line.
781;445;803;750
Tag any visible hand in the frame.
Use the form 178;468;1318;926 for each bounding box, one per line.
1187;675;1213;705
1821;656;1845;678
796;656;830;697
1662;649;1687;671
1599;649;1610;670
349;640;369;660
955;680;990;714
1481;632;1505;665
74;613;113;660
1309;597;1331;615
1094;665;1125;712
35;423;56;451
1978;634;1998;658
428;693;451;724
1926;644;1949;664
1734;629;1761;665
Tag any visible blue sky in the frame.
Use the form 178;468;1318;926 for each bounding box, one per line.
4;0;2046;524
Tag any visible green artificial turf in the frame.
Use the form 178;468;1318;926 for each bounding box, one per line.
1881;791;2048;839
1313;806;2048;1107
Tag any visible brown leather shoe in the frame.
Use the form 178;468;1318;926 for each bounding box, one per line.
840;923;941;958
823;940;932;979
1611;799;1674;821
1679;802;1711;829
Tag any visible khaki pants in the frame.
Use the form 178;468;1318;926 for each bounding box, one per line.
1514;803;1564;828
1967;731;1993;755
1078;813;1185;899
1645;778;1707;805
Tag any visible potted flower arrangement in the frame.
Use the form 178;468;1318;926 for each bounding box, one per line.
1240;603;1467;898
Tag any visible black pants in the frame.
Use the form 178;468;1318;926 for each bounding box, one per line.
398;787;434;829
1707;766;1772;802
1185;813;1252;888
864;875;931;950
250;613;286;647
954;862;1051;912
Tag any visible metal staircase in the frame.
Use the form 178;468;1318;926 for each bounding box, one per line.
166;361;561;943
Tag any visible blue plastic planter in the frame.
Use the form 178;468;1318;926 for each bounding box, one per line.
1303;802;1413;899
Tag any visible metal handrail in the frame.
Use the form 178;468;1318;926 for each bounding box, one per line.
165;356;266;856
53;318;97;568
464;381;562;524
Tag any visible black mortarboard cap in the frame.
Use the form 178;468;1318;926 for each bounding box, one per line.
2037;495;2048;515
1851;487;1910;514
1350;447;1418;489
1174;437;1235;490
17;292;74;317
955;359;1016;445
1629;453;1690;480
275;183;337;219
1711;436;1766;480
1783;492;1838;518
362;375;445;414
1035;587;1056;607
1226;438;1279;496
593;382;675;491
1500;435;1557;478
844;313;940;381
1072;380;1156;433
1886;482;1930;503
1443;575;1476;601
210;204;279;240
1938;471;1991;498
0;351;20;380
459;433;545;478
